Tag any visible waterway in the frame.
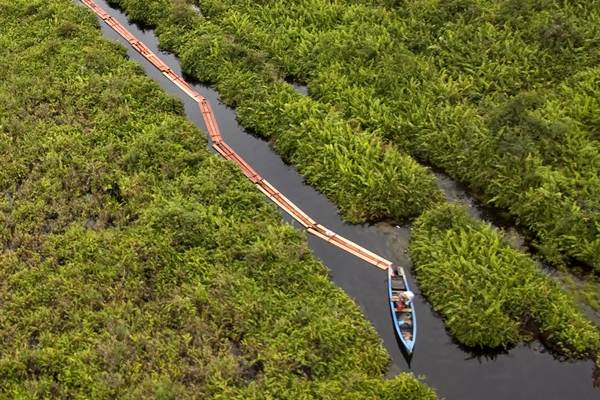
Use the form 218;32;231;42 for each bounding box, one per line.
86;1;598;398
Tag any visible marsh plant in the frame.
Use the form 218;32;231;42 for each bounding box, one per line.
108;0;600;371
0;1;437;398
410;204;600;359
181;0;600;272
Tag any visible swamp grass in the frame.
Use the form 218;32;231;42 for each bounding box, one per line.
106;0;600;369
410;204;600;360
188;0;600;273
0;1;437;398
106;0;444;225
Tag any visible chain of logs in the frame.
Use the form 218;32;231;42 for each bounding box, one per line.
81;0;394;270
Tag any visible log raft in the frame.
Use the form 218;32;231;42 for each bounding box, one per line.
81;0;393;271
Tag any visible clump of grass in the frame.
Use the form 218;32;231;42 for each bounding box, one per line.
410;203;600;358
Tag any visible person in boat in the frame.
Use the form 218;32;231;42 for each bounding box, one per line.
395;290;414;312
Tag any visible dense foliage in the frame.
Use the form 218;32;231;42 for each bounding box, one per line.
179;0;600;271
0;1;438;398
106;0;444;224
410;204;600;359
107;0;600;368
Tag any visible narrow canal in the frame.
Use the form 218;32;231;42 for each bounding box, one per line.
85;1;597;398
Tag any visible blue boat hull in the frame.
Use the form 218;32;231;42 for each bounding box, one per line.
388;267;417;354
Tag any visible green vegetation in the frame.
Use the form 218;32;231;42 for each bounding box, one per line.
0;1;438;398
106;0;444;224
410;204;600;359
559;272;600;313
107;0;600;369
177;0;600;272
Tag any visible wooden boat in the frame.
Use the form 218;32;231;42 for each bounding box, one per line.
388;266;416;354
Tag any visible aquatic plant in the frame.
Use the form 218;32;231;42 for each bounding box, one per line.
410;204;600;358
109;0;444;224
0;1;437;398
186;0;600;272
100;0;600;378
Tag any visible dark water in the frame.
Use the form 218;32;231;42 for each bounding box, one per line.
86;1;598;398
291;82;309;96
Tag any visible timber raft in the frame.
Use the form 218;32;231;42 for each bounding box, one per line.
81;0;393;271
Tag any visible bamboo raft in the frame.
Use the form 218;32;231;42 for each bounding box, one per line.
79;0;394;271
